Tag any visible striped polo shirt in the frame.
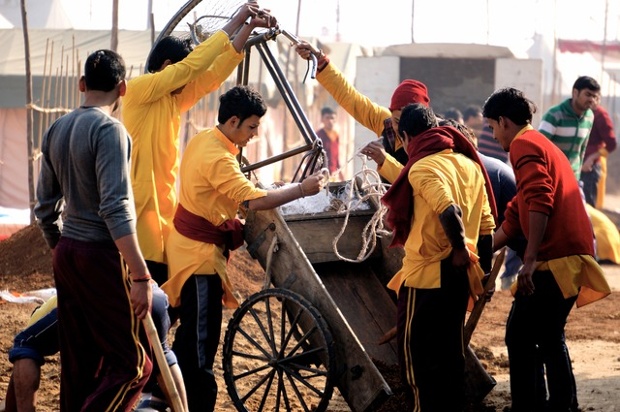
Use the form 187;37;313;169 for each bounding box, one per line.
538;99;594;180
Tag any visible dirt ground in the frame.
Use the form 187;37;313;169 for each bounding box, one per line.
0;223;619;411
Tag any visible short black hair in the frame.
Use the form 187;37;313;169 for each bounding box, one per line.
572;76;600;93
146;36;193;73
462;104;482;121
482;87;537;126
398;103;438;139
438;118;477;147
84;49;125;92
321;106;336;116
443;107;463;122
218;85;267;125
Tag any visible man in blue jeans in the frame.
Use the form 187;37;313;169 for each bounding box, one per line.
4;284;185;412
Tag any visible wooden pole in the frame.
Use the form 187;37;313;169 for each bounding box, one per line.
19;0;35;222
111;0;119;52
142;314;186;412
464;247;506;345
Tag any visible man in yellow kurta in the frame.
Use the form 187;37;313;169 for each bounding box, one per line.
121;2;275;284
380;103;495;411
161;85;324;411
295;41;429;183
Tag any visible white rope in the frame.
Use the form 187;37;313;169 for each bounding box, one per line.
329;149;392;263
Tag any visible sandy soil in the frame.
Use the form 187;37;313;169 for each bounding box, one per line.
0;223;619;411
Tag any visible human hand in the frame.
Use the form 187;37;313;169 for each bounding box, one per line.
295;41;321;61
451;246;471;269
581;153;599;172
516;262;536;295
249;8;278;29
482;273;495;302
131;281;153;320
360;140;387;166
300;170;326;197
241;2;260;18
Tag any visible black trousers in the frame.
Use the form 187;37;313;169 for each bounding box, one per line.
173;274;223;412
505;270;578;412
397;258;470;412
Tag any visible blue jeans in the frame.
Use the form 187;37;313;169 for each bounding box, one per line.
9;285;176;368
505;270;578;411
9;307;59;365
579;162;602;207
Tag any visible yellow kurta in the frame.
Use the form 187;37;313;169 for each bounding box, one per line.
121;30;244;263
510;256;610;308
162;128;267;308
387;150;495;297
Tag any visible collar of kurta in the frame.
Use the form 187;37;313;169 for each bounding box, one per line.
214;126;240;156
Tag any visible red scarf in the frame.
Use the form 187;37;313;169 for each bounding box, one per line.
173;203;245;255
381;126;498;247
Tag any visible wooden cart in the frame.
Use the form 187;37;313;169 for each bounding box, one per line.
221;183;496;412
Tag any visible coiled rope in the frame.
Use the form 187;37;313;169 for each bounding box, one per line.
328;150;392;262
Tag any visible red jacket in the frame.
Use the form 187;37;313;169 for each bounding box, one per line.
584;105;617;162
503;128;594;260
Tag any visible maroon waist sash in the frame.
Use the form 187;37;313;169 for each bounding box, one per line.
173;203;244;253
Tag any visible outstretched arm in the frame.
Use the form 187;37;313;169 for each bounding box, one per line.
247;171;324;210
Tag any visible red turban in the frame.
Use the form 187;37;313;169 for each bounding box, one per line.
389;79;430;111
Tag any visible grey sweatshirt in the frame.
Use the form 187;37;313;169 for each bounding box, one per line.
34;107;136;249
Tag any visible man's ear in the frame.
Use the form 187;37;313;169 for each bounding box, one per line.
228;115;241;128
118;79;127;97
158;59;172;71
78;76;86;92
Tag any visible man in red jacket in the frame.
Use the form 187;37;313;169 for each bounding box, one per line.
482;87;610;412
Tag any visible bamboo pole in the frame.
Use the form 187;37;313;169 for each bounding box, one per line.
37;38;49;152
111;0;119;51
45;41;54;130
19;0;35;221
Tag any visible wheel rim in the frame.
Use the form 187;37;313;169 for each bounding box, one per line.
223;289;335;412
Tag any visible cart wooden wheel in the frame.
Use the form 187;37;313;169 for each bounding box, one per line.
223;288;336;412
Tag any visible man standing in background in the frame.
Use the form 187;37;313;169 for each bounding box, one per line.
581;102;617;208
538;76;600;181
316;106;344;180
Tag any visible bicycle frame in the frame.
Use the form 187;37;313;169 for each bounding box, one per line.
237;28;324;181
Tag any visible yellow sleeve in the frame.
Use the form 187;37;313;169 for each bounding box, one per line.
204;152;267;204
377;154;404;183
125;31;230;104
317;63;391;137
177;43;244;112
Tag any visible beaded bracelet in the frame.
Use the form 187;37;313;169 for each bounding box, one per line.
298;183;306;198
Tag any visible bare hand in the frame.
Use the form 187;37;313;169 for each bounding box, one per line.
249;8;278;29
295;41;320;60
451;246;471;269
482;273;495;302
360;140;387;166
581;153;599;172
236;2;260;20
516;262;536;295
300;171;325;197
131;281;153;320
